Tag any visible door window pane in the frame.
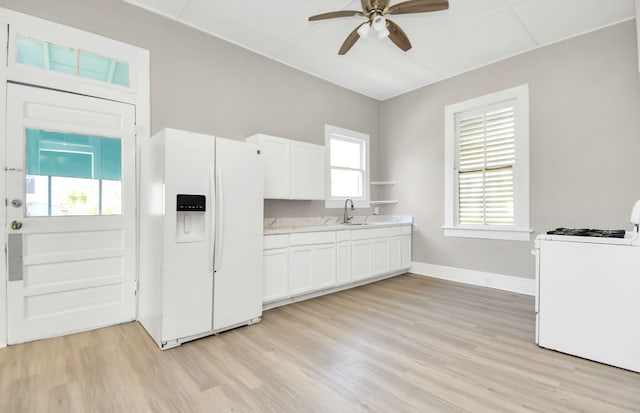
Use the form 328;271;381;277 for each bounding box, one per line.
25;129;122;217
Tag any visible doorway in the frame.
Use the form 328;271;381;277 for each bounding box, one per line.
5;83;137;344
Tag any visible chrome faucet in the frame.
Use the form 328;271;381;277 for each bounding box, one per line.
343;198;354;223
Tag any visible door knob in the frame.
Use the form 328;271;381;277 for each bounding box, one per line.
10;220;22;230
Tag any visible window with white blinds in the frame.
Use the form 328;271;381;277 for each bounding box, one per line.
457;104;515;226
444;85;531;241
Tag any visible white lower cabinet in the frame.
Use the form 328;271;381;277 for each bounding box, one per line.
336;241;352;285
291;244;336;296
289;231;337;297
263;225;412;305
352;240;373;281
263;247;289;302
389;236;402;272
401;235;411;269
313;244;336;290
290;244;336;296
372;238;391;275
290;246;314;296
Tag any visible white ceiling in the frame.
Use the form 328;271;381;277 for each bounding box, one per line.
122;0;635;100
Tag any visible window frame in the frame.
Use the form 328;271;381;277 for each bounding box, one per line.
443;84;532;241
324;124;370;209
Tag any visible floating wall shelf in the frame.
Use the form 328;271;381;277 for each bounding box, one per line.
370;200;399;205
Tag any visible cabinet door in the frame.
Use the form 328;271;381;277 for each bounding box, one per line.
290;141;325;200
290;246;314;296
336;241;352;285
313;244;336;290
261;136;290;199
372;238;391;275
352;240;373;281
263;248;289;302
401;236;411;269
389;236;402;272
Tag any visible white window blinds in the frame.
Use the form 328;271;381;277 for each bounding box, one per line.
456;104;515;226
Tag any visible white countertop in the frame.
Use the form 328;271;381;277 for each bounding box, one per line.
264;215;413;235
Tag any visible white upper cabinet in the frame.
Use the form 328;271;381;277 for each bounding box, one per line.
258;136;290;199
291;141;325;200
247;134;324;200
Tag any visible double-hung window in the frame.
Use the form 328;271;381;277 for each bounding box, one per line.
443;84;531;241
324;124;370;208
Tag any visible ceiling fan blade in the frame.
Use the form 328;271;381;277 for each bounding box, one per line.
309;10;364;21
339;23;365;55
386;19;412;51
361;0;372;12
388;0;449;15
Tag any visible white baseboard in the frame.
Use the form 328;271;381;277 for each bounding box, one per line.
410;261;535;296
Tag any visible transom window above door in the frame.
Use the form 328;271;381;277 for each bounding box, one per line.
16;34;130;87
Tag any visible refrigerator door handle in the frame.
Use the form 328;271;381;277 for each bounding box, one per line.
209;166;216;275
214;164;224;273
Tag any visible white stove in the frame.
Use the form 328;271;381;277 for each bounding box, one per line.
533;201;640;373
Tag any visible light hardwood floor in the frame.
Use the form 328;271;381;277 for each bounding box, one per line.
0;274;638;413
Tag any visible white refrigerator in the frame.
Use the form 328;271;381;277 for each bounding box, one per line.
138;128;264;349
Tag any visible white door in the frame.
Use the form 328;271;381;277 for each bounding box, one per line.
5;84;136;344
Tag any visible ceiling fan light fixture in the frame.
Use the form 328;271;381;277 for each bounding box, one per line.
372;15;386;31
377;26;390;39
357;23;371;39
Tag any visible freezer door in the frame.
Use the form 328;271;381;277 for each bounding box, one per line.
161;130;215;342
213;138;264;331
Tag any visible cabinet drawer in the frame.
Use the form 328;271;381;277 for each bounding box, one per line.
264;234;289;250
290;231;336;246
401;225;412;235
351;227;390;240
336;230;351;242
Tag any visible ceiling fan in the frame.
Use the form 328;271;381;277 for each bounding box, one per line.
308;0;449;55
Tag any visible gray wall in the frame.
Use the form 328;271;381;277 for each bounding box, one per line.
381;20;640;279
0;0;381;218
4;1;639;279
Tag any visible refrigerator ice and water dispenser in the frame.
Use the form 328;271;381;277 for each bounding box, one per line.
175;194;206;243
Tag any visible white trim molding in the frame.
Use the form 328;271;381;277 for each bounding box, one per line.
410;261;535;296
0;7;150;348
442;226;532;241
444;84;531;242
324;124;371;209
